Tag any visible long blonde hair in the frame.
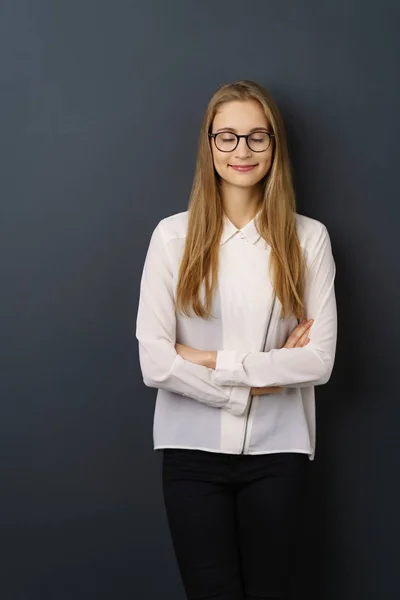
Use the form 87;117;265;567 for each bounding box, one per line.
176;80;306;321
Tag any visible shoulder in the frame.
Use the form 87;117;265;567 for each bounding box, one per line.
295;212;332;262
153;210;331;253
295;212;327;242
155;210;189;244
295;212;330;246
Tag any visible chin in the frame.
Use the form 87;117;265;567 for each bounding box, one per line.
230;179;259;188
226;173;264;187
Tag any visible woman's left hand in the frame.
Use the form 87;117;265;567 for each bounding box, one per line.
175;343;217;369
250;386;283;395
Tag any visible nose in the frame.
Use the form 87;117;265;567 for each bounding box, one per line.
234;137;251;159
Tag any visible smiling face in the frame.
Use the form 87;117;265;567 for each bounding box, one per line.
210;99;274;190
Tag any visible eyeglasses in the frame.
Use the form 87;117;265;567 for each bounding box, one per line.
209;130;275;153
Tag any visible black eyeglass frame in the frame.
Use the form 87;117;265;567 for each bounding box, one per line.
208;131;275;152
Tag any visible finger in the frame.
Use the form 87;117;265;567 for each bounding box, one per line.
284;320;313;348
297;319;313;333
295;328;311;348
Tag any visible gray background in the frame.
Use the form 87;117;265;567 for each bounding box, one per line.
1;1;399;598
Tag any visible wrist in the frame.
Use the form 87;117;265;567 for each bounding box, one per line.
203;350;217;369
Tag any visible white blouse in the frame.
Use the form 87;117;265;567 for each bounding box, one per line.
136;210;337;460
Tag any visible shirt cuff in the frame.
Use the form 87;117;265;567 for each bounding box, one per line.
225;385;251;417
214;350;238;385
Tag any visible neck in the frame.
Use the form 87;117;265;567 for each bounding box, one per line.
220;181;262;229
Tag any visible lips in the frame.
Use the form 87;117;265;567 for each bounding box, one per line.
229;165;257;172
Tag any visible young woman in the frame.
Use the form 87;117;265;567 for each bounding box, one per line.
136;80;337;600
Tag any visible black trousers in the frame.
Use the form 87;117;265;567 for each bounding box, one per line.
162;449;309;600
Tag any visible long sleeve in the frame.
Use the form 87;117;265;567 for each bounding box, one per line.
213;224;337;388
136;222;250;416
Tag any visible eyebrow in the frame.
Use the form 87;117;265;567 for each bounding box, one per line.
214;127;270;133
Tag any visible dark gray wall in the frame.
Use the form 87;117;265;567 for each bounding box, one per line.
1;1;399;598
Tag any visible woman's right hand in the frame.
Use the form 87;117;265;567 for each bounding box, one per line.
250;319;314;396
282;319;314;349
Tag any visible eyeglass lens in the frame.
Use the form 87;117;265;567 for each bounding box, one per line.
214;132;271;152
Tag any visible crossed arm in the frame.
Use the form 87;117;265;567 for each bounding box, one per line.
175;317;315;395
136;221;337;416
